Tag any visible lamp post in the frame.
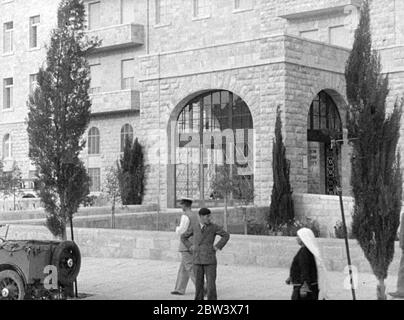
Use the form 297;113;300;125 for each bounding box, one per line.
330;134;357;300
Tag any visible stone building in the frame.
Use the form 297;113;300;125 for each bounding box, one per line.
0;1;403;226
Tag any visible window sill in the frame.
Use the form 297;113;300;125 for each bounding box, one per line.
28;47;41;52
2;108;14;113
192;15;211;22
154;22;172;29
1;0;14;4
88;153;101;157
232;7;254;14
2;52;14;57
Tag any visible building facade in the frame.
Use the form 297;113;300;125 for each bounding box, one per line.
0;0;403;210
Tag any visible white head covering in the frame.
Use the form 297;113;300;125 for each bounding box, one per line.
297;228;330;300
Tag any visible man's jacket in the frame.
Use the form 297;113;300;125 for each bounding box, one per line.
181;220;230;265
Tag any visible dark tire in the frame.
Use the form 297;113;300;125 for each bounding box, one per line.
0;270;25;300
52;241;81;286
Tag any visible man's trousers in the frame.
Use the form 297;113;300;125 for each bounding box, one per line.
194;264;217;300
173;251;196;294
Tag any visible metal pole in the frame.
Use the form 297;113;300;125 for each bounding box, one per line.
337;187;356;300
69;215;78;298
332;138;356;300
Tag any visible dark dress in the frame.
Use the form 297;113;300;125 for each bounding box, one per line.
289;246;319;300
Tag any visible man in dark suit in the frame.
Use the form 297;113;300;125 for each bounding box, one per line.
181;207;230;300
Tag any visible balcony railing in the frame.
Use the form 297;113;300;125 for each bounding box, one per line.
86;23;144;52
90;89;140;115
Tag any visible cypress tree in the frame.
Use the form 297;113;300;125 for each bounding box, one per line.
118;137;145;205
131;138;146;205
346;0;403;300
27;0;99;239
268;106;294;229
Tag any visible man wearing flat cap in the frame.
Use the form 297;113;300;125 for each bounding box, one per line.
171;197;198;295
181;207;230;300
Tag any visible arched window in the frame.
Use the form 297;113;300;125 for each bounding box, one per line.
120;124;133;152
307;90;342;142
88;127;100;155
307;90;343;195
2;134;11;159
175;90;254;206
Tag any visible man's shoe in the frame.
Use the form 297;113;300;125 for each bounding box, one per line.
389;292;404;298
171;291;184;295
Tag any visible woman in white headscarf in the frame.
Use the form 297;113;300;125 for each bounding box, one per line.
285;228;330;300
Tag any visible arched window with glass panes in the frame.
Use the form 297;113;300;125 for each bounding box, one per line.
120;124;134;152
2;134;11;159
88;127;100;155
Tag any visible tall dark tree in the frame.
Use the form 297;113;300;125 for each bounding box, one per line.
118;137;146;205
268;106;294;229
346;0;403;300
27;0;99;239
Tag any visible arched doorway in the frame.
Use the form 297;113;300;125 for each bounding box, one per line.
307;90;343;195
173;90;254;207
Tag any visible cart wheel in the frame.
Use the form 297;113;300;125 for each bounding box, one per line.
52;241;81;286
0;270;25;300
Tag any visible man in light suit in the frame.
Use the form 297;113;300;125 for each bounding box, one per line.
181;207;230;300
390;211;404;298
171;197;197;295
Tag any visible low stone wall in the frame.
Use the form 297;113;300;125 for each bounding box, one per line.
2;194;402;240
294;193;355;237
0;198;42;212
68;207;267;234
0;204;158;222
6;225;402;275
294;193;404;238
0;206;267;235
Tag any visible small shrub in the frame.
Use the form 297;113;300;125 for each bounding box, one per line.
334;220;355;239
82;195;97;207
270;218;321;237
247;222;269;235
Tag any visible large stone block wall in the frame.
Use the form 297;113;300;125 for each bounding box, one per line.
88;47;144;93
147;0;261;53
6;224;402;274
139;54;285;207
0;0;59;179
283;38;350;195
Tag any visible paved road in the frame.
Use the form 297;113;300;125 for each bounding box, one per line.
75;257;400;300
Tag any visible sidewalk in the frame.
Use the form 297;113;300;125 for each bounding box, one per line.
76;257;400;300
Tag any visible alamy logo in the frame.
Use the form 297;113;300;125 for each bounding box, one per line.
43;265;58;290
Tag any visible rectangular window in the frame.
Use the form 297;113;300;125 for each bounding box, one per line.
193;0;209;18
329;25;349;47
121;59;134;89
3;21;13;53
234;0;252;10
89;64;101;94
88;1;101;30
300;29;319;41
3;78;13;109
29;15;40;48
29;74;38;95
88;168;101;192
121;0;134;24
155;0;168;25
